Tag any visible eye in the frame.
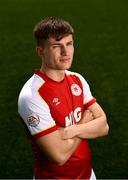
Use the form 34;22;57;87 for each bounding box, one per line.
67;41;73;46
52;45;61;49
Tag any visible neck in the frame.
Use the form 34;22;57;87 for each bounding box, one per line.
40;66;65;82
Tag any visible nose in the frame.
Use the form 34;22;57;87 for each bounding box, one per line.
61;46;67;56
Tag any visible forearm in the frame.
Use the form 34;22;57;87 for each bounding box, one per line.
62;115;109;139
36;129;81;166
58;135;81;165
75;102;109;139
76;115;109;139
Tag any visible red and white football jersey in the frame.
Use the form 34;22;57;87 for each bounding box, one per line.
18;70;96;179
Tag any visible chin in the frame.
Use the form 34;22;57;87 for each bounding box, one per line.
55;62;72;71
63;62;72;70
62;65;72;70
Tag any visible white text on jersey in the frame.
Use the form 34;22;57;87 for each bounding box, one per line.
65;107;82;127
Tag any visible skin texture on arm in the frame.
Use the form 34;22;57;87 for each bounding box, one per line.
35;103;98;166
61;102;109;139
35;102;108;166
35;129;81;166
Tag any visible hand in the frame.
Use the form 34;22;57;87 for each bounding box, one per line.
60;125;78;140
79;109;94;124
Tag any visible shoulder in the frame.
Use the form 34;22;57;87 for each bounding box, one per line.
65;70;85;79
18;74;47;112
65;70;88;85
19;74;44;99
65;70;82;77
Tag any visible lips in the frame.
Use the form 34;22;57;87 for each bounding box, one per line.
60;58;70;62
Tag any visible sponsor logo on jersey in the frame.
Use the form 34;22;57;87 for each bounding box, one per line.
71;84;82;96
28;114;40;127
65;107;82;126
52;97;60;106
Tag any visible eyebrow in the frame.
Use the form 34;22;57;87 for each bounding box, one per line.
51;40;73;46
51;42;62;45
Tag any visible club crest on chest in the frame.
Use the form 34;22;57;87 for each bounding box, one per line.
71;84;82;96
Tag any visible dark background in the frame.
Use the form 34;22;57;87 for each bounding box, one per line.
0;0;128;179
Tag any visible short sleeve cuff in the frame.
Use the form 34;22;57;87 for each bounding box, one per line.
84;98;96;109
32;125;58;139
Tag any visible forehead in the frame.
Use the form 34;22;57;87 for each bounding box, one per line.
47;34;73;45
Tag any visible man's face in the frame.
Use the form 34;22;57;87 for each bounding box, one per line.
41;34;74;70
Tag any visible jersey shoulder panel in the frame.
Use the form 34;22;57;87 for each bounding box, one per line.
18;74;57;138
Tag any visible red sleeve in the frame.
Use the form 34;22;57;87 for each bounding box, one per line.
32;125;58;139
84;98;96;109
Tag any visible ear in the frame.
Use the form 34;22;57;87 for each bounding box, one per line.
35;46;44;58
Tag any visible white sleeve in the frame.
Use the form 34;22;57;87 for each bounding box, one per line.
75;73;96;106
18;94;57;138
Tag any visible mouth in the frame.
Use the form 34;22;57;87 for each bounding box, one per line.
60;58;70;62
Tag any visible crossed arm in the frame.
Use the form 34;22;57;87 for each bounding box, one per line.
36;102;109;165
61;102;109;139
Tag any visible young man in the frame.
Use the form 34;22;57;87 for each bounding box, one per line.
18;17;109;179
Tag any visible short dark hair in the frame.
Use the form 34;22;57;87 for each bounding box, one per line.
33;17;74;46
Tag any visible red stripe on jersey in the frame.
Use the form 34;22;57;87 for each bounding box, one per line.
84;98;96;109
33;125;58;139
35;70;45;80
35;69;65;84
